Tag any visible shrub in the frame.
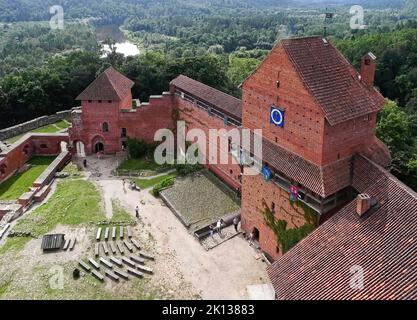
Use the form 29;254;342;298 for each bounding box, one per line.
174;163;203;176
126;138;156;159
152;177;175;197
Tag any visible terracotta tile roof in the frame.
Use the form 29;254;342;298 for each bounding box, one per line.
252;136;352;198
76;67;134;101
170;75;242;120
281;36;385;126
267;155;417;300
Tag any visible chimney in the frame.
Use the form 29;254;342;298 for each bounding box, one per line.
356;194;372;217
360;52;377;88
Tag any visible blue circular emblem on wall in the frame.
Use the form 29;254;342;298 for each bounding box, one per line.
270;106;285;128
262;166;272;182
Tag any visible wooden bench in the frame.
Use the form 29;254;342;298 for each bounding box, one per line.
139;251;155;261
92;270;105;282
130;254;145;265
127;267;144;278
122;257;136;268
120;226;124;239
131;239;141;250
99;257;113;269
127;226;132;238
110;257;123;267
79;260;91;272
89;258;100;270
94;243;100;257
63;239;70;251
96;227;102;241
123;240;134;252
116;242;125;255
102;242;109;255
112;226;116;239
136;264;153;274
114;268;129;280
69;238;76;250
104;227;109;241
105;270;119;282
109;242;117;254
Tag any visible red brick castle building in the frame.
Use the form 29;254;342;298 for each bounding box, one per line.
68;37;417;299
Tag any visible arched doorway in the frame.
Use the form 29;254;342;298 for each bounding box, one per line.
94;142;104;153
91;136;105;155
252;227;260;242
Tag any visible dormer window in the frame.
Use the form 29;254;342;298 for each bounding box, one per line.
102;122;109;132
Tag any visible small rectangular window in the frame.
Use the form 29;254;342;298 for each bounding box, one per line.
98;100;102;103
40;144;48;149
88;100;92;103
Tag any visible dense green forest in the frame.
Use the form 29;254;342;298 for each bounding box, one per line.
0;0;416;189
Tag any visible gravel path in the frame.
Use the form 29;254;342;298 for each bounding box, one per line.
84;156;269;299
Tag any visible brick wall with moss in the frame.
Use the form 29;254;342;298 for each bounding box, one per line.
262;199;318;253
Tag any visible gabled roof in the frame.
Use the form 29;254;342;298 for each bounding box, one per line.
242;36;385;126
170;75;242;120
76;67;134;101
281;36;385;125
267;155;417;300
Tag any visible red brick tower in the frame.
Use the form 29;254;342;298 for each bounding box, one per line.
71;67;134;155
240;37;389;260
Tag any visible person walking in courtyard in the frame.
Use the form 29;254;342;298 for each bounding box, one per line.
209;224;215;240
249;231;254;246
135;205;139;219
233;216;239;233
216;219;225;238
83;158;87;168
122;179;127;194
216;219;222;238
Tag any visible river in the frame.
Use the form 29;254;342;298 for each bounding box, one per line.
96;24;140;57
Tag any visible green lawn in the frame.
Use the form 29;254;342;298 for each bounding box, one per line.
134;173;177;189
118;158;162;171
13;179;106;236
5;120;70;144
0;156;55;200
1;179;107;253
54;120;70;130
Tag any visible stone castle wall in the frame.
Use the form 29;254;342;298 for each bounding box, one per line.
0;110;72;141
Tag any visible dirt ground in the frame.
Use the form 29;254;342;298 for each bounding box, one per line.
0;155;270;300
83;155;270;299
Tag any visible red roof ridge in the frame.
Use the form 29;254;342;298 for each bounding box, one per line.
76;67;134;101
358;153;417;199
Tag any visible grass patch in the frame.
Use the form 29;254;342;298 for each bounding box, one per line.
61;163;82;178
31;124;61;134
0;156;55;200
0;237;30;255
0;277;13;297
11;179;106;237
54;120;70;130
134;173;177;189
27;156;56;165
110;200;135;223
5;120;69;144
118;158;163;172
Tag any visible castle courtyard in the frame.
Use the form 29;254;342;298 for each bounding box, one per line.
0;155;270;300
